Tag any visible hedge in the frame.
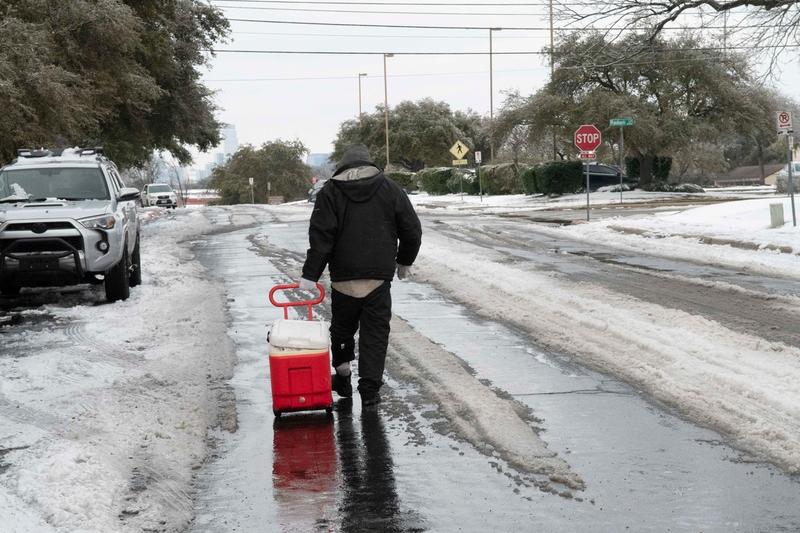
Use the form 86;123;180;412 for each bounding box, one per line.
417;167;457;195
478;163;524;195
385;171;418;191
533;161;584;195
625;156;672;181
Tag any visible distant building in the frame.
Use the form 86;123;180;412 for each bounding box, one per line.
307;153;332;168
221;124;239;159
712;164;784;187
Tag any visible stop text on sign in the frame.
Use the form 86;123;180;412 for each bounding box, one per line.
574;124;602;152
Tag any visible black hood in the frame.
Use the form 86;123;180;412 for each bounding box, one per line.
333;144;380;177
333;173;386;203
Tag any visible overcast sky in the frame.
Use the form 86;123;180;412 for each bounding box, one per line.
192;0;800;167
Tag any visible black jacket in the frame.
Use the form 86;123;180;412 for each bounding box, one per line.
302;171;422;283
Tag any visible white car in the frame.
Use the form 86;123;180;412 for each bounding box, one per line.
141;183;178;208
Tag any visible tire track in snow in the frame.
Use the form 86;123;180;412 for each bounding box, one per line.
415;230;800;474
388;316;584;493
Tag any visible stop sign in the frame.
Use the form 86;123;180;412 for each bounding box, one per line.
574;124;602;152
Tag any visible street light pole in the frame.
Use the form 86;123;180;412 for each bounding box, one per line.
383;53;393;168
358;72;367;117
489;28;501;163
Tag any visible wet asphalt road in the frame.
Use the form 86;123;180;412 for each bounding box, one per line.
189;206;800;532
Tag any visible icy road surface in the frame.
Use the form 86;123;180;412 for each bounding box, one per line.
2;203;800;532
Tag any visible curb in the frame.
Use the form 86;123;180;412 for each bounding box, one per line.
607;225;797;255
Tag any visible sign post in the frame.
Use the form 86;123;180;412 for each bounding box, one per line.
575;124;602;221
777;111;796;227
474;151;483;202
450;140;470;201
610;118;634;203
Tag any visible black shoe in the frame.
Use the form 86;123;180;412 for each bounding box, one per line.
332;373;353;398
360;391;381;407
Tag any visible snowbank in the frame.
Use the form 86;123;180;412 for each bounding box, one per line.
414;230;800;474
0;209;236;532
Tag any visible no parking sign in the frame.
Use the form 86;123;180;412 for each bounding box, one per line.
777;111;793;134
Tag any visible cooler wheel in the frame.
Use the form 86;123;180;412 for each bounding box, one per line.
325;406;333;415
273;410;282;418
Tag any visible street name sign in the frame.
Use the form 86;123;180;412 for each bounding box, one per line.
574;124;602;152
609;118;634;127
449;140;470;159
777;111;793;134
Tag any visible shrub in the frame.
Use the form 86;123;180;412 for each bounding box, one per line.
385;171;418;191
418;167;456;195
625;156;673;181
520;166;538;194
535;161;583;195
446;169;480;195
479;163;522;195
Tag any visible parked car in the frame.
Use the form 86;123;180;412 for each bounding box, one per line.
0;147;141;302
141;183;178;208
582;163;627;189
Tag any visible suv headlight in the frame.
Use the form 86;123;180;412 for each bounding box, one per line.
80;214;116;230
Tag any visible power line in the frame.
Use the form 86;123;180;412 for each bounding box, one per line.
231;30;542;38
210;48;549;54
228;17;565;30
208;43;800;55
213;0;584;6
227;17;778;32
203;54;769;85
217;4;550;15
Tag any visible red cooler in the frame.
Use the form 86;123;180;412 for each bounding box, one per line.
268;283;333;417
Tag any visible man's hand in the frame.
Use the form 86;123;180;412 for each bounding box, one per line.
396;264;412;281
299;278;317;291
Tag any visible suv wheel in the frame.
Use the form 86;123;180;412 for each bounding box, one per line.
105;245;131;302
0;282;21;297
129;235;142;287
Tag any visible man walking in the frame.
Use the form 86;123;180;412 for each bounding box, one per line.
300;145;422;406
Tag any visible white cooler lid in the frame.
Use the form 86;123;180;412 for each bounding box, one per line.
269;319;329;350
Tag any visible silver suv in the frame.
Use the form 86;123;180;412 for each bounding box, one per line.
0;147;141;302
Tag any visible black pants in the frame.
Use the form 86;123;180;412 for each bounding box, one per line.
330;281;392;394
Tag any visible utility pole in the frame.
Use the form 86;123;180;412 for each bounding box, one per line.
358;72;367;118
549;0;557;161
383;54;393;168
489;28;501;163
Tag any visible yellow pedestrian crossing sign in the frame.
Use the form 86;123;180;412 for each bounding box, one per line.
449;140;469;159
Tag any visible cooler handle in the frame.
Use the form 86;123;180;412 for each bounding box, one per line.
269;282;326;320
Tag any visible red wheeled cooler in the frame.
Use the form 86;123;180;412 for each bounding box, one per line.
268;283;333;418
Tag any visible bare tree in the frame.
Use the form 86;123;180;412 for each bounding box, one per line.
558;0;800;71
120;155;160;191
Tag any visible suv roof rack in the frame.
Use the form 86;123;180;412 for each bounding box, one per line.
77;146;104;156
17;148;52;158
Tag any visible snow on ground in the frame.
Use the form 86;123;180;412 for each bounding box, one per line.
412;228;800;474
0;209;237;532
409;187;775;215
388;317;583;492
412;191;800;278
552;197;800;280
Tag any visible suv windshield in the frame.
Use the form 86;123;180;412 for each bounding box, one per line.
0;167;109;201
148;184;172;193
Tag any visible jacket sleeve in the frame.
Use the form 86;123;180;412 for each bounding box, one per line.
302;187;338;281
394;188;422;266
